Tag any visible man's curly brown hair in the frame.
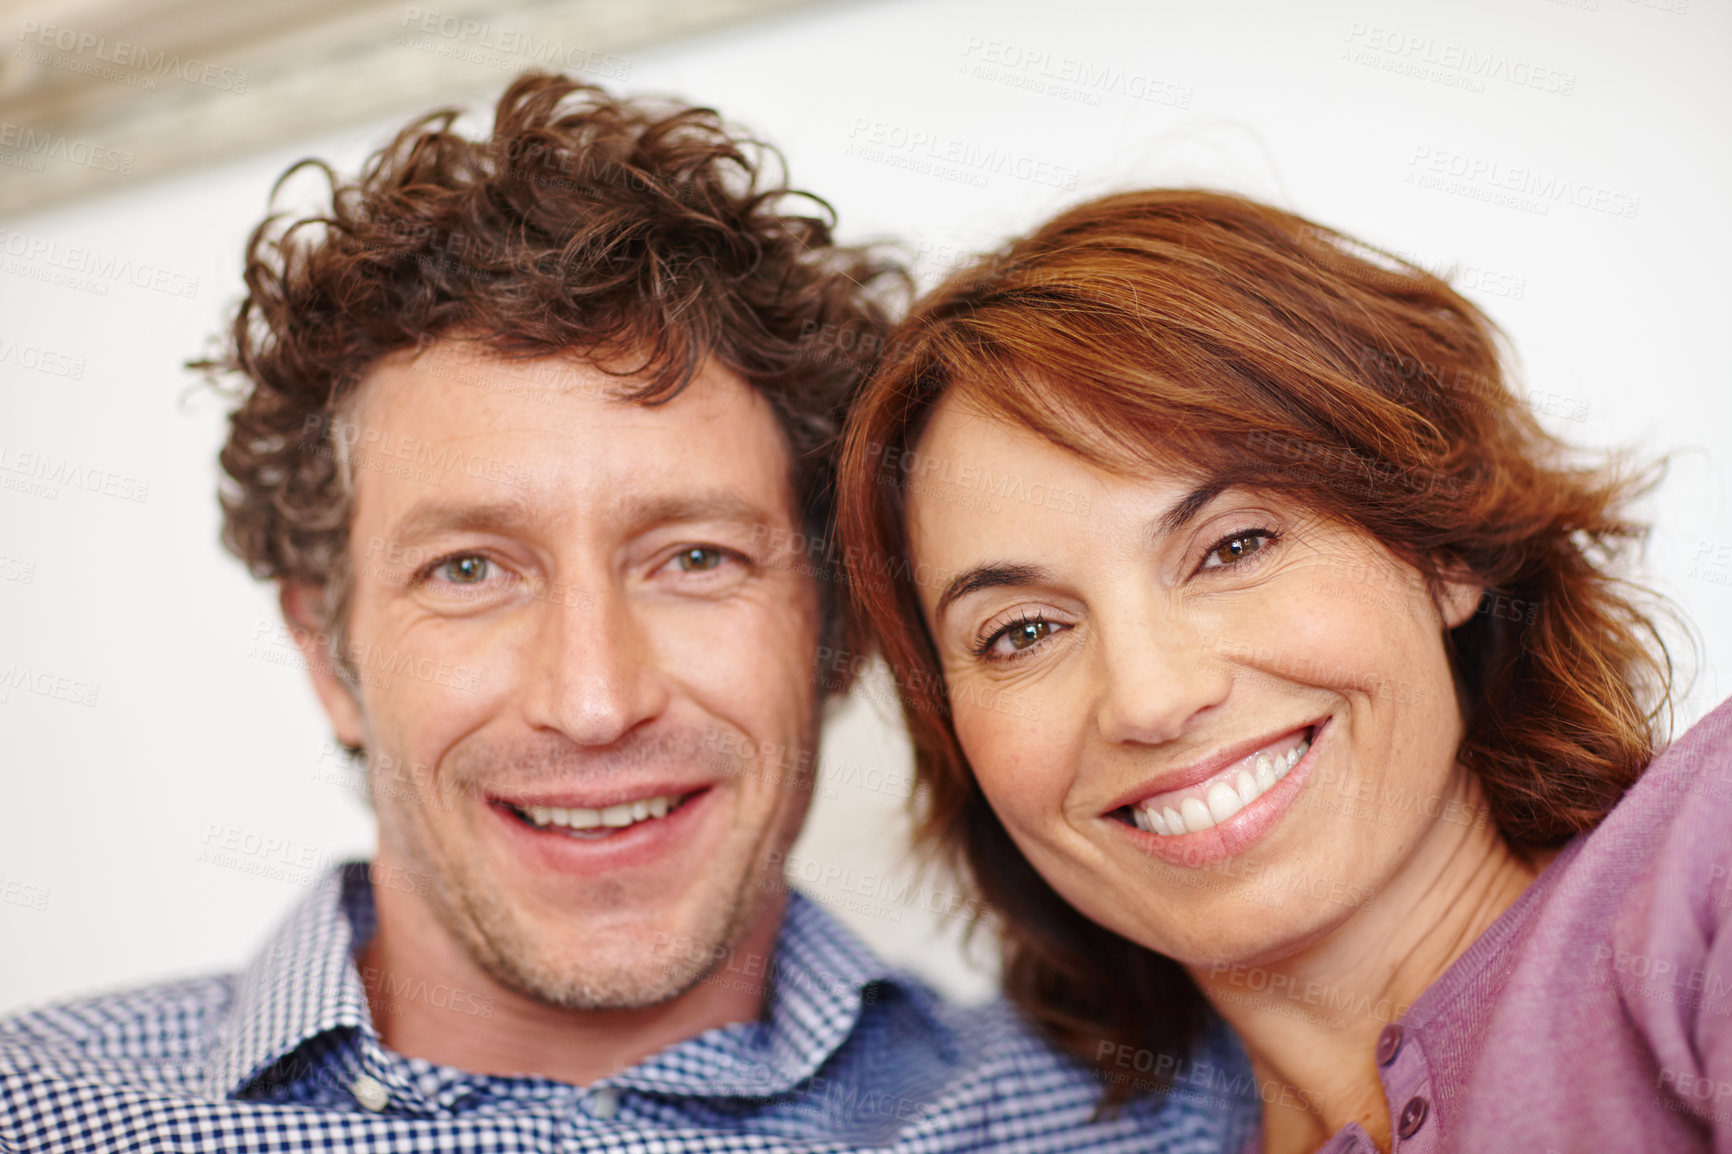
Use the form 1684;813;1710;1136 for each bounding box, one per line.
198;71;903;662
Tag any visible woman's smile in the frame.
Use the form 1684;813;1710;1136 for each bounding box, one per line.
1102;719;1327;867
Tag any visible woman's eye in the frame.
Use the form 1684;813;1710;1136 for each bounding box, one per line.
440;555;492;584
674;547;726;572
980;616;1064;660
1202;530;1276;570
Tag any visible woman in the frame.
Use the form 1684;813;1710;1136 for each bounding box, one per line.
836;190;1730;1152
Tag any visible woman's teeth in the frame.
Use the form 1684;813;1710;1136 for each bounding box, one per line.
1131;737;1309;836
521;794;680;832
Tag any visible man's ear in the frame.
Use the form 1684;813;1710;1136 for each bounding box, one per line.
280;583;365;749
1435;570;1484;631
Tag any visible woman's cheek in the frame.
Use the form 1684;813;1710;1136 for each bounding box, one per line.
953;692;1073;825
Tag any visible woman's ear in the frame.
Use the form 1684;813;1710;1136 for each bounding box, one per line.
1435;571;1484;630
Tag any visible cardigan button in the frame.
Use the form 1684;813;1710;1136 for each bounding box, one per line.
1376;1024;1403;1066
1397;1095;1429;1139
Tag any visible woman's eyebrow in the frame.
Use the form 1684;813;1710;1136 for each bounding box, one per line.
1154;481;1228;539
931;483;1226;623
935;564;1047;621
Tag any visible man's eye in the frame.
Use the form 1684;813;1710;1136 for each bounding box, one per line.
675;547;725;572
1202;530;1277;570
440;555;491;584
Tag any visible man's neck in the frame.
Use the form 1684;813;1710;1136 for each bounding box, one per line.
356;866;786;1087
1191;770;1547;1154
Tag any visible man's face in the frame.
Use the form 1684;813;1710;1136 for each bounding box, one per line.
300;344;822;1009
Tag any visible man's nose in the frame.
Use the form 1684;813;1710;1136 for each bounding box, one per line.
520;586;671;747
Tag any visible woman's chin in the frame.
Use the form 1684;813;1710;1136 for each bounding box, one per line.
1063;855;1368;976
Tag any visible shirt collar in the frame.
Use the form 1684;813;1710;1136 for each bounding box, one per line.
201;862;377;1102
204;861;932;1103
608;885;941;1097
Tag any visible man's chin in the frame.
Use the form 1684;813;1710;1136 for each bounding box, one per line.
442;877;767;1013
479;947;705;1013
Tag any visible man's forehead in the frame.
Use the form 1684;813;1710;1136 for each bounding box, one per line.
354;342;765;427
343;345;801;537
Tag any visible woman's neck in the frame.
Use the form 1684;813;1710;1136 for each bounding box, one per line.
1189;770;1546;1154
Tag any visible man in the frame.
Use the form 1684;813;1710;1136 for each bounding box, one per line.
0;74;1251;1152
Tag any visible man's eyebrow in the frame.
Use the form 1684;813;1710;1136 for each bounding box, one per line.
612;491;783;534
390;498;534;544
935;564;1049;621
388;492;782;545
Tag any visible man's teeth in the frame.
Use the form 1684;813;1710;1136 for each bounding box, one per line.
1131;737;1309;837
522;794;677;832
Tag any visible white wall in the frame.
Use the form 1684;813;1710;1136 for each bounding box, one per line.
3;0;1728;1014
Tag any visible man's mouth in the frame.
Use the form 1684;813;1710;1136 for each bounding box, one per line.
495;789;704;840
1113;725;1316;837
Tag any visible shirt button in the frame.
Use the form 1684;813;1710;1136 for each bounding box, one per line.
1376;1024;1403;1066
351;1074;389;1113
1397;1095;1429;1139
588;1086;617;1120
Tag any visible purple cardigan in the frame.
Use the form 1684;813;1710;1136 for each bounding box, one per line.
1313;696;1732;1152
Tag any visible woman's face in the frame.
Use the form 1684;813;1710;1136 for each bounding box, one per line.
903;396;1483;967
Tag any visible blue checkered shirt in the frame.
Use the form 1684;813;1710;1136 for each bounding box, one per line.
0;862;1255;1152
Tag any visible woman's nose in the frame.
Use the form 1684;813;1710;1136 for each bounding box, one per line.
1092;613;1231;748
